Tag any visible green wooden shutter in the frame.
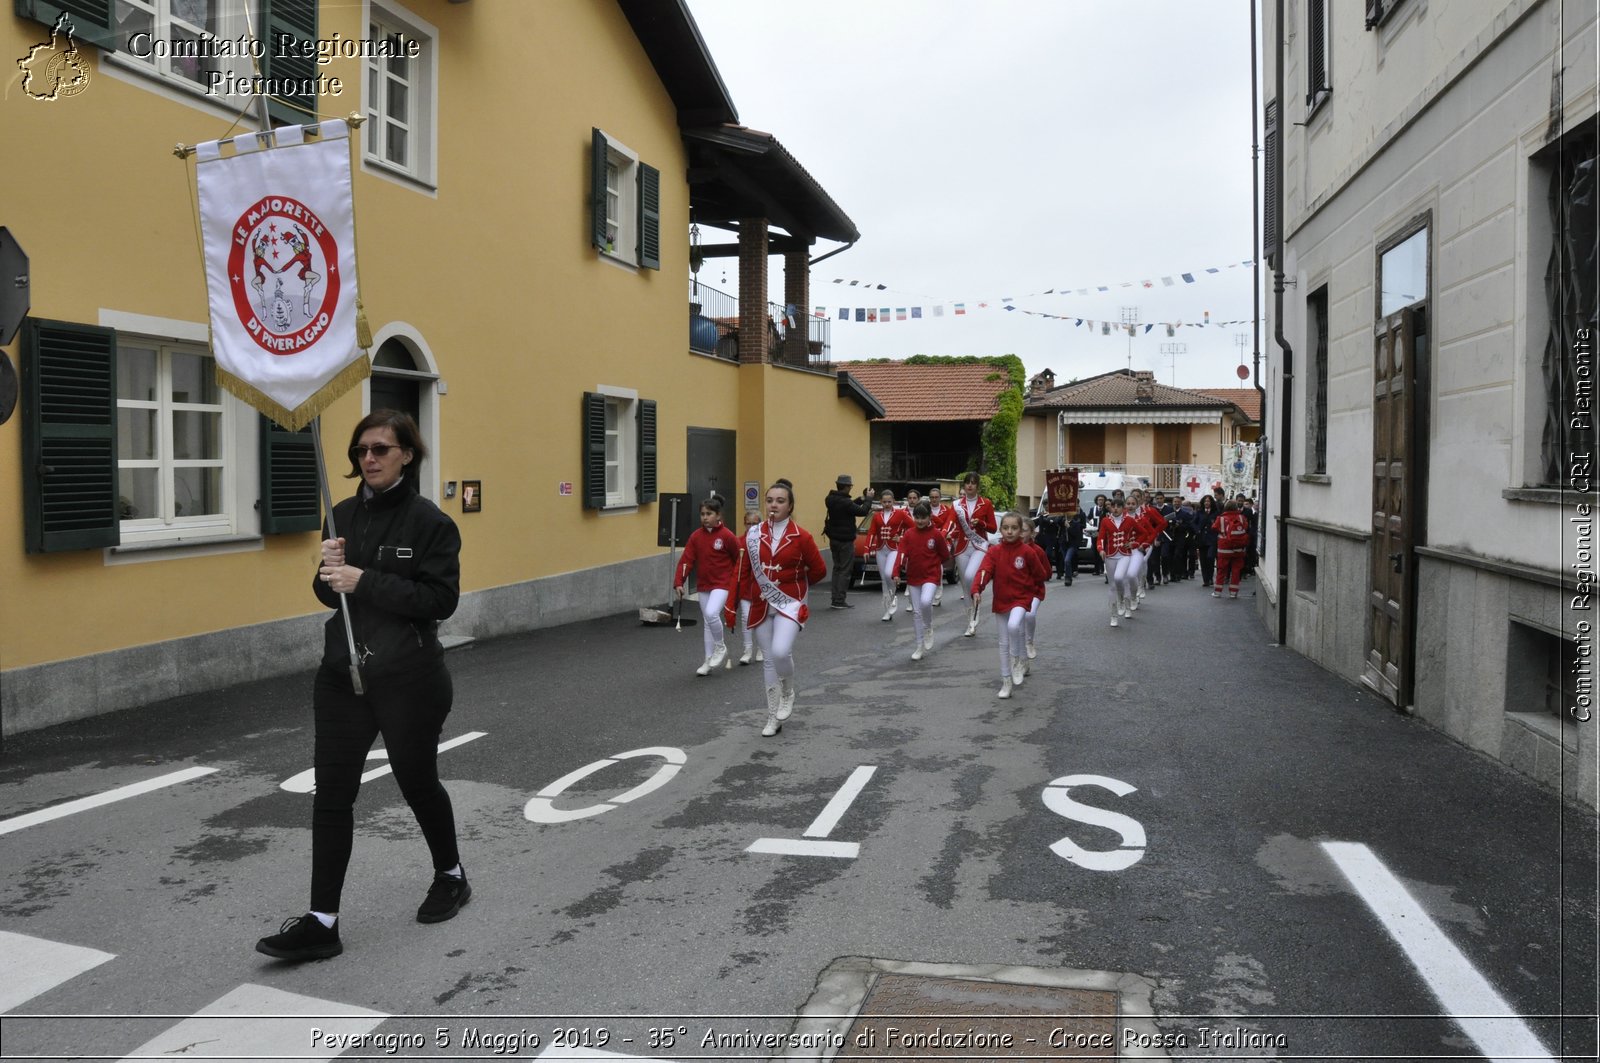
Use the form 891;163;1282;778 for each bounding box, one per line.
1263;99;1279;268
263;0;317;125
636;398;657;504
591;129;610;251
14;0;116;51
637;162;661;270
258;415;321;533
581;391;606;509
22;319;119;553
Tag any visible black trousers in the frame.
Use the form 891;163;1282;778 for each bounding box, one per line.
828;539;854;605
310;662;459;913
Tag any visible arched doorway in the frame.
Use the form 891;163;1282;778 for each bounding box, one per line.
369;336;439;499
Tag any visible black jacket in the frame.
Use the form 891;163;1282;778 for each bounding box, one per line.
315;479;461;680
823;488;872;543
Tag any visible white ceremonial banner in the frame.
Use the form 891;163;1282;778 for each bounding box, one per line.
196;120;367;429
1178;464;1221;501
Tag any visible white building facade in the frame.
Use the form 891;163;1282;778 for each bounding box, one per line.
1262;0;1597;806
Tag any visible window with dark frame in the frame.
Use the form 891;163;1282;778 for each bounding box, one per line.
1539;126;1598;487
1306;0;1330;111
1307;285;1329;473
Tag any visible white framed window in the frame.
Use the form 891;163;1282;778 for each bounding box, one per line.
110;0;253;98
363;1;438;188
601;138;639;264
602;393;632;508
116;340;237;544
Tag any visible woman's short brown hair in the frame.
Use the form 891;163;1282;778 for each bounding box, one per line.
345;409;427;481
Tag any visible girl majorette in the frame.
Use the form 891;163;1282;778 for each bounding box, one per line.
894;501;952;661
674;495;742;676
734;507;763;666
925;487;956;607
951;472;997;637
972;511;1050;698
1096;496;1139;627
734;479;827;736
867;488;914;621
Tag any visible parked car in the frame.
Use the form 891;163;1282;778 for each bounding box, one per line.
853;510;959;586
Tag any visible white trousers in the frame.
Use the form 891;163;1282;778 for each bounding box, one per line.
876;548;899;608
737;599;753;651
755;613;800;687
959;545;987;592
910;581;938;642
996;606;1028;677
698;588;729;660
1108;554;1139;606
1026;596;1041;642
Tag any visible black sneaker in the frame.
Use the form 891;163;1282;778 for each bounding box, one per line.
417;870;472;923
256;914;342;961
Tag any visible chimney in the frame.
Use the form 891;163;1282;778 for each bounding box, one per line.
1134;370;1156;404
1029;369;1056;397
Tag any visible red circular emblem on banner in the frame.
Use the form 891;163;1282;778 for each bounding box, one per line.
226;196;341;356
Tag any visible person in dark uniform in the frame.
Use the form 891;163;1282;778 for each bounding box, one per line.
823;474;873;608
257;410;467;962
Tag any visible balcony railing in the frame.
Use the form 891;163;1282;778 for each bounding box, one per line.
688;281;831;368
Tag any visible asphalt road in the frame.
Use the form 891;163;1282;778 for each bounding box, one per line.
0;571;1594;1061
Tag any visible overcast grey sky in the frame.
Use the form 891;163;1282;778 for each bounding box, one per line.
685;0;1263;392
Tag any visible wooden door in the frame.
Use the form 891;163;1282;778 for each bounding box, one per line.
1364;308;1417;705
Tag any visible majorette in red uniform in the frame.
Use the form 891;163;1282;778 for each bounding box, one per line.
952;475;998;636
1022;534;1051;662
894;516;952;660
972;529;1050;697
674;509;743;676
926;492;957;605
729;512;761;666
734;482;827;736
1097;505;1140;627
1126;495;1164;604
867;496;915;620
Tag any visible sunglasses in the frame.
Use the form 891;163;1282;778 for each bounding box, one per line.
349;443;404;460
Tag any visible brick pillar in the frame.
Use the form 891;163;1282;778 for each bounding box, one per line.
737;218;769;365
784;249;810;366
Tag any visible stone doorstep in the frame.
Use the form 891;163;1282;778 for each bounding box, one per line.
777;958;1170;1062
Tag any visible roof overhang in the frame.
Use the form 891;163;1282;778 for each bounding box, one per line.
837;371;886;419
684;125;860;246
615;0;738;127
1057;409;1223;425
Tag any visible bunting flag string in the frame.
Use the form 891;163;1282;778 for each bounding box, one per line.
826;257;1255;304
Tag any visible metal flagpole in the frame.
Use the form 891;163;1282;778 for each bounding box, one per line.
312;419;366;694
237;0;365;694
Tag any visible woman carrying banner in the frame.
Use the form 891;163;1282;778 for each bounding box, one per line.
257;410;467;963
951;472;997;637
741;479;828;736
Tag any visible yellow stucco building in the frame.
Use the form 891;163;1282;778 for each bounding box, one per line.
1;0;873;733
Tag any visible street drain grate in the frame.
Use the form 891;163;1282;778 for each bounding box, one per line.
842;973;1118;1060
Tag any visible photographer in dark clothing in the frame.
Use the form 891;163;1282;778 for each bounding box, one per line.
823;474;873;608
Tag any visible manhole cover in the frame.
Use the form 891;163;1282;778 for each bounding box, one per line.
842;973;1118;1060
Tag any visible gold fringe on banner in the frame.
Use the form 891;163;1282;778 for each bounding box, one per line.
216;357;371;432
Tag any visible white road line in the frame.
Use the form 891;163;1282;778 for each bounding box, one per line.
745;838;860;859
0;932;115;1013
361;730;489;784
802;765;877;838
0;766;218;837
115;983;385;1062
1321;841;1557;1063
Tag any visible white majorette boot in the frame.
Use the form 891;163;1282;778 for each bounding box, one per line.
1129;596;1139;612
911;645;924;662
695;657;712;676
776;676;797;722
739;646;753;665
924;631;935;652
755;647;764;662
1026;641;1037;660
998;677;1013;699
710;643;729;670
1137;588;1147;600
1011;657;1026;686
1109;602;1120;628
762;686;781;736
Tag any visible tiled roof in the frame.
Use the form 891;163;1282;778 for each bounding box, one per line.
835;362;1011;422
1192;388;1262;423
1026;370;1235;412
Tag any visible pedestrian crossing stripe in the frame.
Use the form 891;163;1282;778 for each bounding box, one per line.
0;931;115;1013
114;984;386;1063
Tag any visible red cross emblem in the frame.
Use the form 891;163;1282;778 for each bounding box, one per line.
1186;476;1201;493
